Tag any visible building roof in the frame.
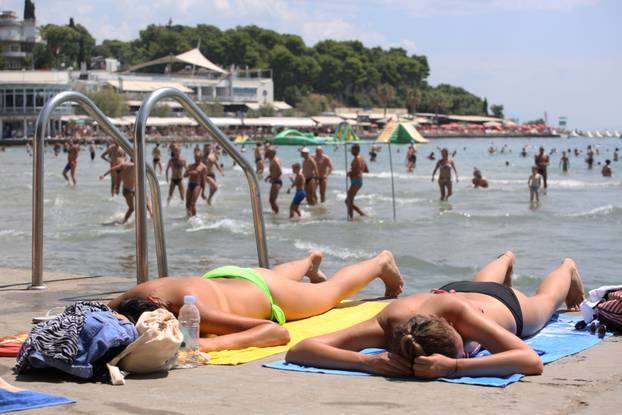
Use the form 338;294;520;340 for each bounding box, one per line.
127;48;228;75
245;101;292;111
0;71;69;84
311;115;345;127
105;80;192;93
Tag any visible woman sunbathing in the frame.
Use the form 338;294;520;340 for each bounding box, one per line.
286;252;585;379
109;251;404;352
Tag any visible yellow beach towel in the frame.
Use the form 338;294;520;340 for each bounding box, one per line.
207;300;387;365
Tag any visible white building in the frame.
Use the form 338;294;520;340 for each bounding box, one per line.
0;10;41;69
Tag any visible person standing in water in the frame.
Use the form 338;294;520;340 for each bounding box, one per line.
534;146;550;189
472;168;489;188
431;148;458;201
346;143;369;220
89;142;96;161
528;166;543;204
301;147;319;206
406;144;417;173
166;149;186;204
99;158;152;224
559;151;570;173
101;142;126;196
152;143;163;174
201;143;225;206
62;139;80;186
185;150;208;217
265;147;282;214
314;146;333;204
288;163;306;218
613;148;619;162
601;160;612;177
586;145;595;169
255;142;265;175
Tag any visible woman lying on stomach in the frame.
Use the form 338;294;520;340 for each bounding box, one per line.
109;250;404;352
286;252;584;379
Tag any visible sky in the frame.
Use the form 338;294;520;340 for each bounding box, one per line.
1;0;620;130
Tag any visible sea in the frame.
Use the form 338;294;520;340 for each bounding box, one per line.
0;137;620;297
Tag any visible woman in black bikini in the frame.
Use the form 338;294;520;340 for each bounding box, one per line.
286;252;585;379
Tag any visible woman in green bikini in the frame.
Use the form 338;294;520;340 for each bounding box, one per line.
286;252;585;379
110;251;404;353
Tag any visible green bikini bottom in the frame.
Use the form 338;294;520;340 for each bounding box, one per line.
202;266;286;325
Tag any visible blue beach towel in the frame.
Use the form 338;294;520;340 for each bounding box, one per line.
264;314;611;387
0;389;74;413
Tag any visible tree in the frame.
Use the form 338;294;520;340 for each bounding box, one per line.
87;89;128;118
405;88;422;115
296;94;331;116
258;104;275;117
150;104;172;117
23;0;35;20
198;102;224;117
490;104;504;119
482;98;488;115
376;84;396;117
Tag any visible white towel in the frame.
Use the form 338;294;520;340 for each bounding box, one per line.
580;284;622;323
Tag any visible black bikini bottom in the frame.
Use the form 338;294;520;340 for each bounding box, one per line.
437;281;524;337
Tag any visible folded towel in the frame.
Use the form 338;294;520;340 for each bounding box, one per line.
264;314;611;387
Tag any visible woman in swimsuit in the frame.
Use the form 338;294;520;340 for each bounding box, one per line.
431;148;458;201
286;252;585;379
110;250;404;353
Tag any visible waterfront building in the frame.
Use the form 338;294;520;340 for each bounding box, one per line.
0;10;41;69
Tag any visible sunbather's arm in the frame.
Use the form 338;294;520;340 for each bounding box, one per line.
414;306;543;379
196;306;290;352
286;317;412;376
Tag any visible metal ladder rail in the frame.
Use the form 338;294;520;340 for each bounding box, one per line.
31;91;168;289
134;87;269;269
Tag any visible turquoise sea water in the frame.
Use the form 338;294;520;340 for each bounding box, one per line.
0;137;620;297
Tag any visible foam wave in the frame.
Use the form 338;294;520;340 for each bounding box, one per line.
292;240;372;260
332;191;423;205
0;229;27;238
186;217;251;235
565;205;622;218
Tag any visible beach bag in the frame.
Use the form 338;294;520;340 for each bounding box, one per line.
595;290;622;331
107;308;183;385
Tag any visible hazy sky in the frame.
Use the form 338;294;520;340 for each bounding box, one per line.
2;0;620;130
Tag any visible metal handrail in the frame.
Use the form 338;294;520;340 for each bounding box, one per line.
135;87;269;269
31;91;168;289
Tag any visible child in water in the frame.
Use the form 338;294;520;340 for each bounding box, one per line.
528;166;543;203
288;163;306;218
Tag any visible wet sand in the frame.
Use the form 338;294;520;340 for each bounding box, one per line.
1;268;620;415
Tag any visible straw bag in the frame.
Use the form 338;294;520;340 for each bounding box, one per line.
107;308;183;385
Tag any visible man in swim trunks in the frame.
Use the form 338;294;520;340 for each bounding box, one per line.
301;147;319;205
406;144;417;173
201;143;225;206
184;150;207;217
586;145;595;169
314;146;333;203
62;139;80;186
287;252;585;379
166;149;186;205
346;143;369;220
431;148;458;201
110;250;404;352
99;158;152;224
152;143;163;174
534;146;550;189
264;147;282;214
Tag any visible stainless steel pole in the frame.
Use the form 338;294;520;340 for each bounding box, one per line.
32;91;168;289
136;88;269;268
388;142;397;221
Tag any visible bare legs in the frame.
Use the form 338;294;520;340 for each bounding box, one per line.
346;184;364;220
473;251;514;286
517;258;584;336
269;183;281;214
271;251;327;283
261;251;404;321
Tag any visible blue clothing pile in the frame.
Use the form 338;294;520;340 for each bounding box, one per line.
15;301;138;379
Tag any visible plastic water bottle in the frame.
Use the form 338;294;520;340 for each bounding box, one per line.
177;294;200;369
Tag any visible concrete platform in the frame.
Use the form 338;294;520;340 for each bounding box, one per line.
1;268;621;415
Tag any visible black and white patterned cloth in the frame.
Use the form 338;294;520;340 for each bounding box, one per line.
15;301;111;373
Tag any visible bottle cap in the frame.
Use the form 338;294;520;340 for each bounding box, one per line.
184;295;196;304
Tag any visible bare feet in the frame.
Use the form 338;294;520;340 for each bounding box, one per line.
378;250;404;298
306;251;327;283
563;258;585;311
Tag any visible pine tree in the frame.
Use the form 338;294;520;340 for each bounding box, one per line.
482;98;488;116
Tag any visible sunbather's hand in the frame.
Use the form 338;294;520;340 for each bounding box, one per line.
413;354;456;379
362;352;413;377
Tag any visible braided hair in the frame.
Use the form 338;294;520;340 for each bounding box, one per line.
389;315;459;362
